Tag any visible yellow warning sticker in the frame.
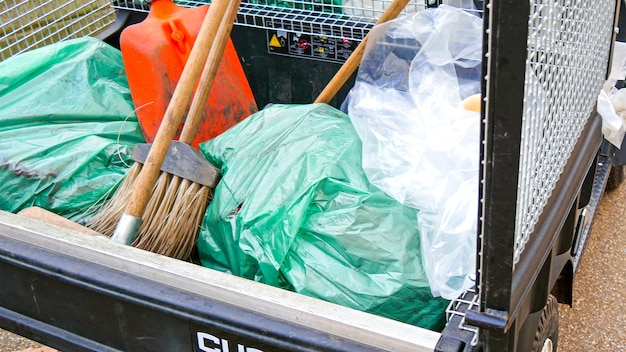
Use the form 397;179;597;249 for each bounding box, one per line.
269;34;282;48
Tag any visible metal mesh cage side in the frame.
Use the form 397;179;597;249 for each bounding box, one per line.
513;0;616;265
112;1;483;43
0;0;116;62
473;0;617;333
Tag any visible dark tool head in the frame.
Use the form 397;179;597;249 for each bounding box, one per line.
132;142;221;188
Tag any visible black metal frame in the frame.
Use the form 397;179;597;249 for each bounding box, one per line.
475;0;530;323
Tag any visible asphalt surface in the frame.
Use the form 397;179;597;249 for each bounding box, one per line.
1;182;625;351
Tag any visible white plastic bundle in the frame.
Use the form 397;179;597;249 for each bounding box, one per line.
345;5;483;299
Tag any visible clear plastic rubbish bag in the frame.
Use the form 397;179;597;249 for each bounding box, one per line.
345;5;482;299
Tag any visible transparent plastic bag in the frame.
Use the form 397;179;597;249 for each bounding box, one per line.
345;5;482;299
600;41;626;148
598;89;626;148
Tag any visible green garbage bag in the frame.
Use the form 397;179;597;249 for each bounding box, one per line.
0;37;145;223
198;103;448;330
242;0;342;13
178;0;342;13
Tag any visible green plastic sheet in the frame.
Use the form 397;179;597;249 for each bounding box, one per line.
176;0;342;13
198;103;448;330
0;37;145;223
241;0;342;13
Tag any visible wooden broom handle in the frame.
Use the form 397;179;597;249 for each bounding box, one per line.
314;0;411;104
124;0;230;219
180;0;242;144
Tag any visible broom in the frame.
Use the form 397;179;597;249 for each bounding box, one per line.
130;0;243;257
88;0;241;259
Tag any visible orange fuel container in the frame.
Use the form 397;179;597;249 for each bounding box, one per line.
120;0;258;148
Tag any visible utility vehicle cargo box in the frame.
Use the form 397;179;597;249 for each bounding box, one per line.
0;1;622;351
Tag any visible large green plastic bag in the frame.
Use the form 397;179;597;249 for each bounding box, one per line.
198;103;448;329
0;37;145;223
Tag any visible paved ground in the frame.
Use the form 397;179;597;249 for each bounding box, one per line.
1;181;625;351
558;178;626;352
0;333;46;352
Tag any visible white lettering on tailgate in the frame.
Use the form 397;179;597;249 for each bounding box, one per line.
197;332;264;352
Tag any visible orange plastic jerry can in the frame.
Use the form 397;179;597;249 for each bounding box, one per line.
119;0;258;148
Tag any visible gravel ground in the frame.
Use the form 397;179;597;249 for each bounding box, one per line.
558;179;626;351
0;331;46;352
1;181;625;351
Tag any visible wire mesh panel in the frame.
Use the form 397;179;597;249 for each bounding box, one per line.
114;0;422;42
513;0;616;265
0;0;116;62
444;287;480;346
113;1;482;43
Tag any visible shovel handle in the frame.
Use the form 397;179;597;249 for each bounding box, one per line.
180;0;242;144
314;0;411;104
124;0;230;219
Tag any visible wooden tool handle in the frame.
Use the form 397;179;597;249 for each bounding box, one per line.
124;0;230;218
314;0;411;104
180;0;242;144
19;207;101;236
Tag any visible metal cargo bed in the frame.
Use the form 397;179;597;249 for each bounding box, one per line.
0;210;440;351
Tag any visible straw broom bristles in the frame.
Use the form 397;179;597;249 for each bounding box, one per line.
87;163;141;236
133;174;210;259
87;165;211;259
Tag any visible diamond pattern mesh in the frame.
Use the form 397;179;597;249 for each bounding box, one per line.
514;0;616;264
